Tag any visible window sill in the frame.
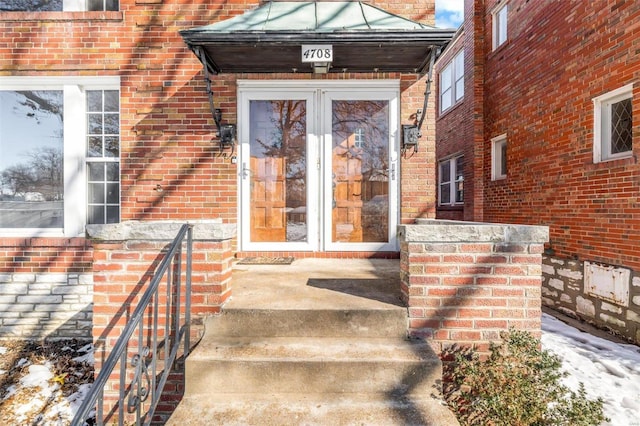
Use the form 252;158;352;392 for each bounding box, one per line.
437;204;464;211
437;98;464;120
489;40;510;58
0;11;123;22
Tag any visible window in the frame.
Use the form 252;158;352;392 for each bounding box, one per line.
439;155;464;206
0;0;118;11
440;49;464;113
0;76;120;236
492;3;508;50
491;134;507;180
593;84;633;163
354;127;365;148
86;90;120;225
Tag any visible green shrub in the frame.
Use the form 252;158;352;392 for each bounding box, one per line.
443;329;608;426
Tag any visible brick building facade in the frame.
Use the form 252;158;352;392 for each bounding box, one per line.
0;0;455;338
435;0;640;344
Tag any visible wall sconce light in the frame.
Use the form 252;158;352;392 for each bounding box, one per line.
213;108;236;149
313;62;331;74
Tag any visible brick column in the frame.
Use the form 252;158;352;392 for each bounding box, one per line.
86;220;235;423
398;219;548;355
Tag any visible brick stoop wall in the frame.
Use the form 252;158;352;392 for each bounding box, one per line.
398;219;549;356
86;220;235;424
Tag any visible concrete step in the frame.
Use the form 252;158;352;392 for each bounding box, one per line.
166;393;459;426
204;308;409;338
185;336;441;395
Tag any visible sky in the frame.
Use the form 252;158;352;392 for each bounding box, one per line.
435;0;464;29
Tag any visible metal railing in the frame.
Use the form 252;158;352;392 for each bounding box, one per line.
72;224;193;426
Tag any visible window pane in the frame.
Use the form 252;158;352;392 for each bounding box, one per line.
500;141;507;175
104;90;119;112
89;183;105;204
455;180;464;203
441;88;452;112
106;182;119;203
106;162;119;181
455;78;464;101
0;90;64;228
440;183;451;204
105;136;119;157
88;136;103;157
106;205;120;223
610;98;632;154
441;65;452;91
87;113;103;134
88;205;104;225
105;0;118;11
88;162;104;181
87;91;103;112
497;6;508;46
0;0;62;11
439;161;451;184
104;113;119;134
455;157;464;180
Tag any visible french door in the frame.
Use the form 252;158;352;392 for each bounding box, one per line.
238;81;399;252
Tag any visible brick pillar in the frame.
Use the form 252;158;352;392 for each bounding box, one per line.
399;219;548;355
86;220;235;424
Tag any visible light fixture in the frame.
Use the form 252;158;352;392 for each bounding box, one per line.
312;62;330;74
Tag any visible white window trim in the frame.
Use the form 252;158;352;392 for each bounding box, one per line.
0;76;120;238
491;133;507;181
438;155;464;206
492;2;508;50
593;83;634;163
439;49;464;114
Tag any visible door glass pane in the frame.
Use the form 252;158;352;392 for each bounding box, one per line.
249;100;307;243
331;100;389;243
0;90;64;228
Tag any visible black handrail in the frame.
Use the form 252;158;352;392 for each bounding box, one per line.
72;224;193;426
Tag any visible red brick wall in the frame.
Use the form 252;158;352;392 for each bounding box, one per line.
481;0;640;270
400;221;546;355
0;238;91;274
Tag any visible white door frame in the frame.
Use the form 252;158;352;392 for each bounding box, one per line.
237;80;400;252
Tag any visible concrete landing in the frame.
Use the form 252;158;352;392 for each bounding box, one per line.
228;258;404;310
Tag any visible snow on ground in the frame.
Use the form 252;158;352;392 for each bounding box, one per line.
541;313;640;426
1;315;639;425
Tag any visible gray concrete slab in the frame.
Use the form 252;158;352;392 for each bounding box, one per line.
229;258;403;310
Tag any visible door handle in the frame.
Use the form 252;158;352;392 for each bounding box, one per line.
241;162;252;179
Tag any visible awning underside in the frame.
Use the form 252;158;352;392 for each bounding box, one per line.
180;1;456;74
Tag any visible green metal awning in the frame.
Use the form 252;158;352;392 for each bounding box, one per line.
180;1;456;74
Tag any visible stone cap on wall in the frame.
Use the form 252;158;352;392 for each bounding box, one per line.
399;219;549;243
86;220;236;242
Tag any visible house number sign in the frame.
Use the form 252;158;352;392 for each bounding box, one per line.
301;45;333;63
